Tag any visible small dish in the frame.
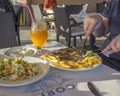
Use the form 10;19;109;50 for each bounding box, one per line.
4;46;37;57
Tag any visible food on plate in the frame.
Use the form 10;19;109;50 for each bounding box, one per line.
84;50;93;57
17;48;33;55
0;57;42;82
11;48;35;56
5;47;37;57
41;48;102;69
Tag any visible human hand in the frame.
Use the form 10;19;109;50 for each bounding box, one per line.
83;15;103;37
102;34;120;53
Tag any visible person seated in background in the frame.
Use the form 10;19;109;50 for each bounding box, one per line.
84;0;120;67
43;0;57;11
43;0;57;30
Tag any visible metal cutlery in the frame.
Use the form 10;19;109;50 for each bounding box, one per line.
80;38;87;55
87;82;103;96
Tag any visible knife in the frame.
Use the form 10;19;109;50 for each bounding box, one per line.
87;82;104;96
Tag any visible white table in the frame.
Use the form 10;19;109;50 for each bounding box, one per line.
0;41;120;96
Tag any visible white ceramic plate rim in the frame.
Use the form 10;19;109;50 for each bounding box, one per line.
49;63;102;71
0;56;49;87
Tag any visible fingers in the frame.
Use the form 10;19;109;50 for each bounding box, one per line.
84;16;99;38
101;45;111;53
102;39;119;53
110;42;118;53
84;18;94;37
109;38;119;53
102;45;119;53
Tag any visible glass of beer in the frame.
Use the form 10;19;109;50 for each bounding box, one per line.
30;19;48;55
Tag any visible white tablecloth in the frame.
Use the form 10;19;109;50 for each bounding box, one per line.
0;41;120;96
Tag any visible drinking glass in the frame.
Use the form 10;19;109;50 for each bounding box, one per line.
30;19;48;55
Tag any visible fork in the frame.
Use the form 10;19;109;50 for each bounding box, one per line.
80;38;87;55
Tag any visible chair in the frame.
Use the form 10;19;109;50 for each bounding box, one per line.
0;12;17;48
66;4;88;26
13;5;23;46
67;4;88;14
53;6;85;47
0;1;22;46
66;4;83;25
66;4;83;15
96;3;105;13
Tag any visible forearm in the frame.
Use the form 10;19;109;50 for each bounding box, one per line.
100;14;109;36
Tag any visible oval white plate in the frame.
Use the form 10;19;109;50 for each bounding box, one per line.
4;46;37;57
0;57;49;87
46;52;102;71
